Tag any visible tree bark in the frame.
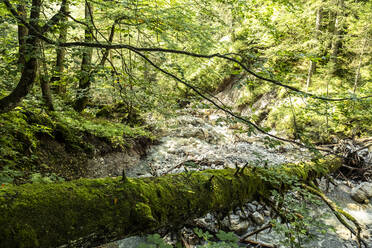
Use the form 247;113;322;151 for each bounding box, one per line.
16;3;28;67
0;158;342;248
39;45;55;111
306;7;322;91
50;1;69;94
99;21;117;67
40;75;55;111
74;2;94;112
0;0;41;114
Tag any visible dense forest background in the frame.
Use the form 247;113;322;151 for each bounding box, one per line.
0;0;371;247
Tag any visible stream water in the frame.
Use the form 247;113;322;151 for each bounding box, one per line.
127;108;306;178
97;108;372;248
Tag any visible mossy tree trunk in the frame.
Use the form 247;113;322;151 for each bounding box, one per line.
0;0;41;114
0;159;342;248
0;0;68;114
16;3;28;67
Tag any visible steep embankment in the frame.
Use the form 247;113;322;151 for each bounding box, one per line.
214;74;372;143
0;107;154;184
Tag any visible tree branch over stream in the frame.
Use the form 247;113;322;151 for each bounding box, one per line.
30;41;372;102
2;0;371;102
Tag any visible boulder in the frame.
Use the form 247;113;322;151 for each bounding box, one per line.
350;182;372;204
251;211;265;225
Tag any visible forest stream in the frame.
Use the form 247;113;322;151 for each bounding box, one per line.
1;0;372;247
94;108;372;248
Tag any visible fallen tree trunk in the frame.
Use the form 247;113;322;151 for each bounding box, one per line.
0;158;342;248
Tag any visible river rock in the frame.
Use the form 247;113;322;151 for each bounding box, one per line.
351;182;372;203
237;209;249;220
117;236;146;248
231;221;250;235
252;211;265;225
263;210;271;217
220;214;248;234
246;203;257;212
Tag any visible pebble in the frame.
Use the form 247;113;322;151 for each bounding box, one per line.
246;203;256;212
252;212;265;225
263;210;271;217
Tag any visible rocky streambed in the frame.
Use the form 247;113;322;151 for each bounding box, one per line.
97;108;372;248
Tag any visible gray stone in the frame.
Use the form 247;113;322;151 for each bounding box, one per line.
118;236;146;248
351;182;372;203
246;203;256;212
263;210;271;217
237;209;249;219
223;214;249;234
252;211;265;225
230;221;250;235
205;213;213;222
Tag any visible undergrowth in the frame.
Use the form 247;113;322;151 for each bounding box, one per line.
0;104;154;185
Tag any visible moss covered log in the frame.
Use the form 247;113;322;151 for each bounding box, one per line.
0;158;342;248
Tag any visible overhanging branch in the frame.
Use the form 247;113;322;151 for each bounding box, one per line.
2;0;371;102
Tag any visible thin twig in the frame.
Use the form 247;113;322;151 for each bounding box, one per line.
240;239;276;248
240;224;273;241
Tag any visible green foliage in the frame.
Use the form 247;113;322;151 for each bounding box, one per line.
0;166;23;184
30;173;65;184
138;234;174;248
138;229;239;248
265;89;372;143
270;186;332;248
194;228;239;248
0;108;48;170
0;103;153;183
54;109;153;148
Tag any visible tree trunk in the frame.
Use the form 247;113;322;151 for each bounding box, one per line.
306;7;322;91
330;0;344;77
16;3;28;67
0;159;342;248
353;38;367;94
74;2;94;112
100;21;116;67
50;1;69;95
40;76;55;111
39;49;54;111
0;0;41;114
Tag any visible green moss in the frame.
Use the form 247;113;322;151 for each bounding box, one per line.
0;158;342;247
135;202;156;225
